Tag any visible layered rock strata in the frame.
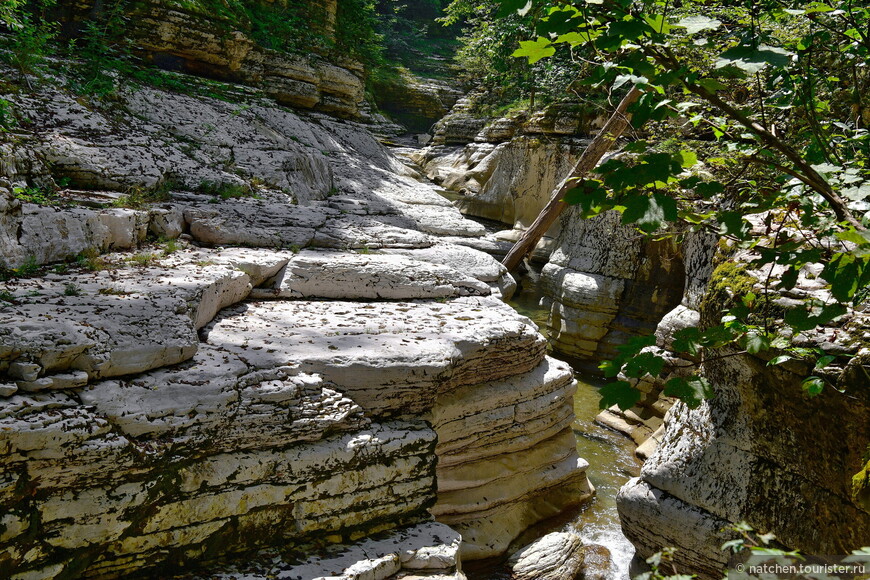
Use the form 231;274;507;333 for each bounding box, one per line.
56;0;364;117
0;68;593;577
408;99;598;254
188;522;466;580
617;245;870;576
540;211;694;367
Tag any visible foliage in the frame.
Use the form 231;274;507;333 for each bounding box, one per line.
125;252;159;267
0;97;17;131
0;0;25;29
75;248;107;271
66;0;131;97
0;0;58;80
195;180;255;200
13;184;59;205
633;547;694;580
501;0;870;409
443;0;604;112
371;1;460;78
336;0;385;67
112;182;173;209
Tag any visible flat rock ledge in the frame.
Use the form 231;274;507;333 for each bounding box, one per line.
187;522;465;580
1;212;590;580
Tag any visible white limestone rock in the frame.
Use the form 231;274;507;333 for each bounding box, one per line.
202;297;547;418
80;344;368;447
453;139;582;235
385;244;516;299
508;532;585;580
251;250;490;300
184;202;332;248
431;357;577;466
1;203;150;269
312;214;434;250
0;291;198;380
17;371;88;393
432;428;594;559
0;247;297;389
617;478;734;578
2;381;439;576
277;523;462;580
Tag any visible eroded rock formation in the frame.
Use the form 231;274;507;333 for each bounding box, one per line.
617;242;870;576
0;52;593;578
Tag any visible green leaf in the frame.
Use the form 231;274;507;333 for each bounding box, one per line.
621;193;678;233
676;15;722;34
497;0;532;18
744;332;770;354
693;181;725;198
804;2;834;14
722;539;745;553
644;14;671;34
801;376;825;396
555;30;601;46
608;18;654;42
835;228;870;246
676;150;698;168
598;380;642;410
664;376;713;408
672;327;703;356
778;266;799;290
623;351;666;379
843;183;870;202
715;44;793;74
512;37;556;64
822;253;870;302
814;355;836;370
563;180;609;217
768;355;793;366
717;211;749;238
696;77;729;92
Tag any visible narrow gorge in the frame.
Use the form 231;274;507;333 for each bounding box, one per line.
1;1;869;579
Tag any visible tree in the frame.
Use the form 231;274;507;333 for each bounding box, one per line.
503;0;870;408
442;0;592;111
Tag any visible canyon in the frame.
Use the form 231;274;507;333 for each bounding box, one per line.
1;1;869;579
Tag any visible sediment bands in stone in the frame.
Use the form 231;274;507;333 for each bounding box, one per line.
0;44;594;574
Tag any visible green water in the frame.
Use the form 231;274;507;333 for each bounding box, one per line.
510;273;640;579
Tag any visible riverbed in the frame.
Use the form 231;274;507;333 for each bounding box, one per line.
509;268;640;580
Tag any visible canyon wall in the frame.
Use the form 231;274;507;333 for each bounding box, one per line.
411;100;597;252
55;0;364;117
415;99;870;575
617;246;870;576
0;48;592;579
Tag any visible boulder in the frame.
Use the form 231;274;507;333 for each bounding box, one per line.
508;532;585;580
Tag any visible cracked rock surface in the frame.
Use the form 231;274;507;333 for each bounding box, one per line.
0;59;593;579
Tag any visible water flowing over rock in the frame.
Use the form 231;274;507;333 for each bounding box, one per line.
0;55;593;578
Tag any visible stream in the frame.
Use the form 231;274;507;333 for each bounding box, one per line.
509;267;640;580
401;149;641;579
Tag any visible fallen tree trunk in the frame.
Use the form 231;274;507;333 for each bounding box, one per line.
502;86;643;273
